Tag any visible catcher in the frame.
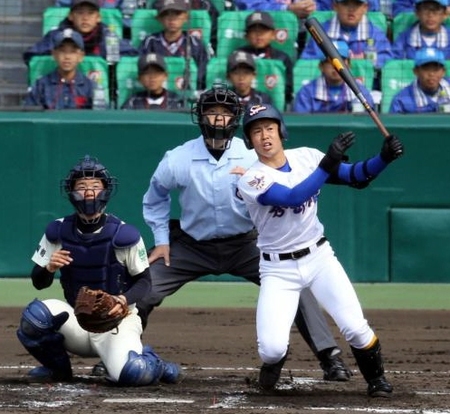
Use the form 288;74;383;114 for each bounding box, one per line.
16;155;182;386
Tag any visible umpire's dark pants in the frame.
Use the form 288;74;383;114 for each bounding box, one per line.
137;222;338;356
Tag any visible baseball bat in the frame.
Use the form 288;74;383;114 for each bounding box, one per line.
304;17;390;138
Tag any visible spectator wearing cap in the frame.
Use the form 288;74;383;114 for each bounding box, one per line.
392;0;450;59
301;0;393;71
293;40;374;113
393;0;450;17
121;53;184;109
236;11;294;105
24;29;95;109
23;0;137;65
389;47;450;113
138;0;210;90
226;50;272;107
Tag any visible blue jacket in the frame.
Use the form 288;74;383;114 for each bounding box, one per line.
392;0;414;17
23;19;137;65
392;23;450;59
234;0;380;12
293;76;374;113
301;16;393;69
24;69;94;109
389;78;450;113
138;31;209;90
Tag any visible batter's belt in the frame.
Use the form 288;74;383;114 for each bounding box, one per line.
262;236;327;261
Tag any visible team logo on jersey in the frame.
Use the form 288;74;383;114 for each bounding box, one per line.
248;174;265;189
249;105;267;117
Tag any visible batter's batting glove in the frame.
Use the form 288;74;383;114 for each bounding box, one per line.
319;131;355;174
380;135;404;163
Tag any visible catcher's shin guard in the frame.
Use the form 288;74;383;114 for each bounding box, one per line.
16;299;72;381
351;338;393;397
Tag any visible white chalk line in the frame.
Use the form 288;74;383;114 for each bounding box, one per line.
2;365;450;412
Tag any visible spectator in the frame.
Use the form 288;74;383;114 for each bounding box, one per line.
316;0;381;10
392;0;450;59
152;0;220;52
24;29;94;109
24;0;137;65
226;50;273;107
389;47;450;113
233;0;317;54
293;40;374;113
236;11;294;105
139;0;210;90
121;53;184;109
301;0;393;71
301;0;392;90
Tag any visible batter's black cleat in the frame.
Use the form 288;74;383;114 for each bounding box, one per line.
367;375;393;398
91;361;107;377
258;353;288;391
319;347;353;382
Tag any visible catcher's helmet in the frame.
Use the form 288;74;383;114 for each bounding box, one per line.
242;104;288;149
61;155;118;218
191;83;243;149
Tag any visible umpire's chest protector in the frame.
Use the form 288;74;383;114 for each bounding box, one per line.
45;214;139;306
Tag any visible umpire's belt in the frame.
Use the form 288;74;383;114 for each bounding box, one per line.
262;237;327;261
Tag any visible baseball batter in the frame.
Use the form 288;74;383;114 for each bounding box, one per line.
237;104;403;397
16;155;181;386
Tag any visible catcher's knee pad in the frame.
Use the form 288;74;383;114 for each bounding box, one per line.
118;347;165;386
18;299;69;339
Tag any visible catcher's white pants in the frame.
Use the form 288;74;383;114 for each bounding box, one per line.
256;241;375;365
42;299;143;381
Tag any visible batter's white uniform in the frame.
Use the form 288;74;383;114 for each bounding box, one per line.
238;147;375;365
31;219;149;381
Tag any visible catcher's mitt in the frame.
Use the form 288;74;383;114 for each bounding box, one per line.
74;286;129;333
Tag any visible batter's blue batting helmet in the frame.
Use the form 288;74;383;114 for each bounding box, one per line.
61;155;118;217
242;104;288;149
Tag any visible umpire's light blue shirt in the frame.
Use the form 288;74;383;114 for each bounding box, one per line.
143;136;257;245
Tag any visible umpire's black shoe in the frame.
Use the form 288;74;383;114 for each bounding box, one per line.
258;353;288;391
319;347;353;382
91;361;107;377
367;375;393;398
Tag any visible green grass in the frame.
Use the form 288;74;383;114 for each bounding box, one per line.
0;279;449;309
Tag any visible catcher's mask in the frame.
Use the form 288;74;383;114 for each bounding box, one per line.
191;83;243;150
61;155;118;220
242;103;288;149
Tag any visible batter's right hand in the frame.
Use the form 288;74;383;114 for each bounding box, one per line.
148;245;170;266
319;131;355;174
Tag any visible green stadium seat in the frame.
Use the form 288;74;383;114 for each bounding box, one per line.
206;57;286;111
380;59;415;113
130;9;212;50
28;55;110;104
147;0;226;13
309;10;388;34
42;7;123;38
216;11;299;61
115;56;198;108
293;58;375;94
392;12;450;41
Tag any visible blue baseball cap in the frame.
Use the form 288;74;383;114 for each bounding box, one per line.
53;29;84;51
414;47;445;67
334;0;368;3
319;40;349;61
415;0;448;8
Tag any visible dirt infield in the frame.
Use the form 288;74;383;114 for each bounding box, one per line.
1;307;450;413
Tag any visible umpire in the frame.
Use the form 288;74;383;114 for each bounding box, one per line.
137;84;352;382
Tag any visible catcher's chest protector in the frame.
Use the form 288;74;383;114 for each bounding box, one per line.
46;214;138;306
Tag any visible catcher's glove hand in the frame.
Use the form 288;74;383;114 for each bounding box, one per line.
74;286;129;333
